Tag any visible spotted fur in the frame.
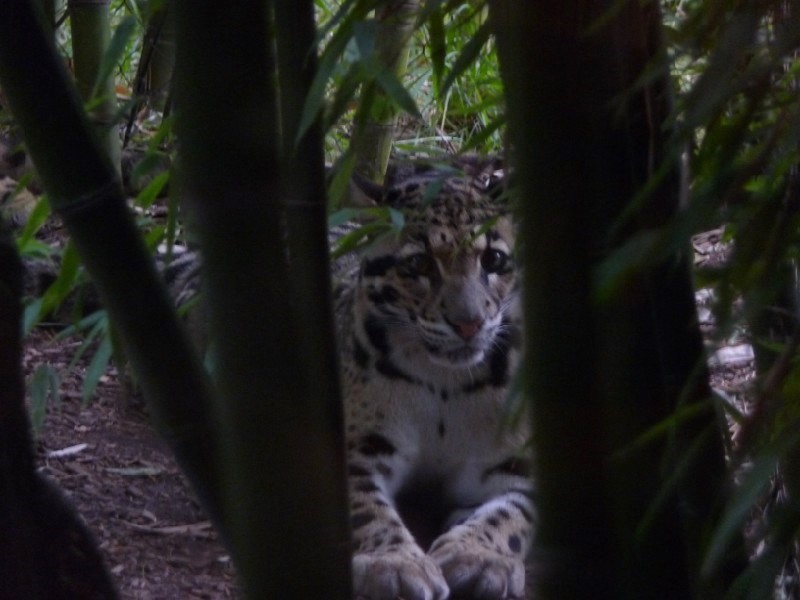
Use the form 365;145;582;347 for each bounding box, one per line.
337;171;533;600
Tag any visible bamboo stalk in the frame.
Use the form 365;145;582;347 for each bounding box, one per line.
491;1;745;596
173;0;352;596
351;0;420;182
69;0;121;172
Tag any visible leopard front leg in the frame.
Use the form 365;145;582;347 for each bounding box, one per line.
428;491;534;600
348;460;448;600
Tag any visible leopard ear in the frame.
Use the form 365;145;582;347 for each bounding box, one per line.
466;154;508;202
456;153;503;179
485;169;509;201
347;171;384;207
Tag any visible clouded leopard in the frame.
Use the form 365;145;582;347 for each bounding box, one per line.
337;166;533;600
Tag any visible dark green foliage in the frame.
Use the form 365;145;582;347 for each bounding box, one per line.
664;3;800;592
492;1;744;596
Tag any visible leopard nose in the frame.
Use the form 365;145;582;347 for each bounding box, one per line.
449;318;484;340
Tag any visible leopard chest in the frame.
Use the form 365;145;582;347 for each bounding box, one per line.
343;364;525;491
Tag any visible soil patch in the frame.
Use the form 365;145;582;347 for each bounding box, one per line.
24;329;237;599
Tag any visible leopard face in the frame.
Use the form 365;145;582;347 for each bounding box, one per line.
354;176;517;373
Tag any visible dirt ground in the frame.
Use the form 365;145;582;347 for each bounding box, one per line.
24;329;237;599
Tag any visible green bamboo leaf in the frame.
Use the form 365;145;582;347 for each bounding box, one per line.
82;332;113;405
30;364;61;437
29;364;60;437
331;220;391;258
39;242;81;318
144;224;167;249
633;425;723;547
135;170;170;209
203;340;218;378
726;539;788;600
165;190;180;251
296;20;355;144
414;0;448;21
388;208;405;231
324;62;361;132
18;239;54;257
23;298;43;335
353;20;377;61
328;207;363;229
680;6;761;132
315;0;360;39
426;6;446;88
440;19;492;95
176;292;202;316
55;308;107;340
461;114;506;153
15;193;51;253
327;152;357;209
702;452;778;575
91;15;137;101
446;93;504;116
329;205;395;229
124;0;144;21
468;215;502;243
375;70;422;119
149;113;177;147
707;431;800;577
610;402;712;463
62;313;107;373
130;151;170;187
594;231;661;303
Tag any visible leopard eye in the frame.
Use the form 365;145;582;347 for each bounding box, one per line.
481;247;509;274
401;253;437;277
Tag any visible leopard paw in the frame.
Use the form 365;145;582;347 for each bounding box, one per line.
429;541;525;600
353;546;450;600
